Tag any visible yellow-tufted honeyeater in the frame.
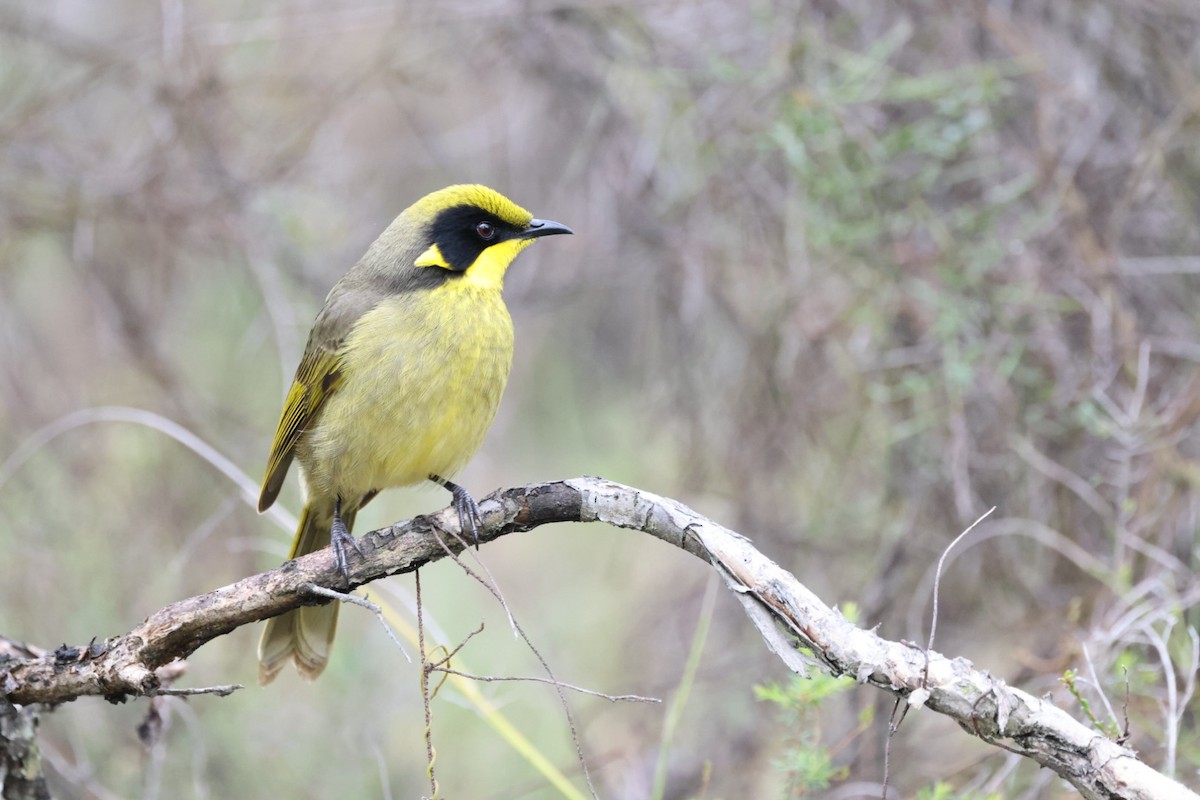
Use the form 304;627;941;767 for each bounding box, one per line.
256;185;572;685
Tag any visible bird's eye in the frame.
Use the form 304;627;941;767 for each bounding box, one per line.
475;221;496;240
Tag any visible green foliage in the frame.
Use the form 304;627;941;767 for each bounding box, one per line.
1060;668;1120;739
755;674;854;796
767;27;1023;264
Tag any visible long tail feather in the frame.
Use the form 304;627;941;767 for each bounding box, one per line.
257;502;355;685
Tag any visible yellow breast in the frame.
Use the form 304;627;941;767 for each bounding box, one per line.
296;283;514;500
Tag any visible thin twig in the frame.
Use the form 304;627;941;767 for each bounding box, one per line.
416;570;438;800
426;623;485;670
146;684;242;698
925;507;997;681
427;526;599;800
1080;642;1120;731
304;584;411;663
881;697;905;800
0;406;295;531
1117;666;1131;746
899;505;995;799
1141;618;1179;776
434;517;517;634
428;668;660;704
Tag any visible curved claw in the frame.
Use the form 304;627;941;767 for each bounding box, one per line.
430;475;484;549
331;500;364;579
452;486;484;548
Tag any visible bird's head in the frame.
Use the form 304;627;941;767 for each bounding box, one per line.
386;184;572;291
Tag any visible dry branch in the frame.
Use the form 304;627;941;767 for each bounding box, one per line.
1;477;1193;800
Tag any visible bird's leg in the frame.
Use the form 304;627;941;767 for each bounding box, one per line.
429;474;483;548
330;496;364;579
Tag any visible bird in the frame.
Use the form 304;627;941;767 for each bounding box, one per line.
256;184;572;685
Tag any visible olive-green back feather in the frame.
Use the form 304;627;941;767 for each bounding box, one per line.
257;204;453;512
258;283;400;512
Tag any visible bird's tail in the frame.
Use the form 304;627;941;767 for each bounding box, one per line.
257;502;354;685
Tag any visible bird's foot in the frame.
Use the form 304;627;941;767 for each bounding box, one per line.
430;475;484;549
331;500;364;580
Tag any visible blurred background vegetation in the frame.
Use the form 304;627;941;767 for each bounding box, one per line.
2;0;1199;797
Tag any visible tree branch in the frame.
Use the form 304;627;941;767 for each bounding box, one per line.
1;477;1193;799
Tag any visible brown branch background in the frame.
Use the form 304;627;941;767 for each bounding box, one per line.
3;478;1194;800
2;1;1200;796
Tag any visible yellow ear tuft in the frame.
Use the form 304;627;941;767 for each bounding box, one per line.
415;243;450;269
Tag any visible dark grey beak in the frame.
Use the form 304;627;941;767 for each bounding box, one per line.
524;218;574;238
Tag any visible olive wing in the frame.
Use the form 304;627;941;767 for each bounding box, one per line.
257;349;343;512
257;286;378;513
